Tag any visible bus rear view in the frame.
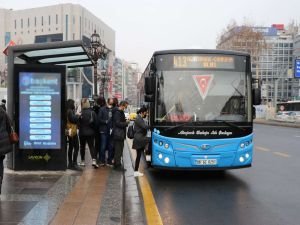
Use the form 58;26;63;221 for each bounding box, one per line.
143;50;261;170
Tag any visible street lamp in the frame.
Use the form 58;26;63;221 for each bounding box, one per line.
86;30;109;96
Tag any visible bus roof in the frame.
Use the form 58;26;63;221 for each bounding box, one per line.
153;49;250;57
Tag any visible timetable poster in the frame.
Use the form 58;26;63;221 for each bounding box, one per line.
19;72;61;149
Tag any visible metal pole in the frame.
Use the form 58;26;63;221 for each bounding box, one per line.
274;79;279;108
93;63;97;96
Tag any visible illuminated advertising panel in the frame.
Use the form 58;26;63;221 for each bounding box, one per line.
19;72;62;149
295;59;300;78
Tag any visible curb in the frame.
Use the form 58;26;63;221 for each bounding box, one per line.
123;139;147;225
254;119;300;128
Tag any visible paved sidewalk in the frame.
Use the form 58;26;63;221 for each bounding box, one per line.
0;151;124;225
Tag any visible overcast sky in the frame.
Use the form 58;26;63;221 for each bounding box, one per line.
1;0;300;70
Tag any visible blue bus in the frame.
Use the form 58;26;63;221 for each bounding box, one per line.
142;49;261;170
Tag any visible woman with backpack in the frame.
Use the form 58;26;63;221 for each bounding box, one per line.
132;106;149;177
78;98;98;168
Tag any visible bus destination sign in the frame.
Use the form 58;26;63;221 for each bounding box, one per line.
173;55;235;69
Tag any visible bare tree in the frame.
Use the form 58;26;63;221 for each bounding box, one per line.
217;22;268;79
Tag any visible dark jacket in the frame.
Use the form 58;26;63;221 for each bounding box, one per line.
0;108;12;155
78;108;97;136
132;114;149;150
67;109;79;124
97;106;113;134
113;109;128;141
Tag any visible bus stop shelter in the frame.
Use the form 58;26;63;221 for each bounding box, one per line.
6;40;94;170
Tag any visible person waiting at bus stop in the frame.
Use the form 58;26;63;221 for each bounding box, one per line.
66;99;81;170
97;98;114;166
112;100;129;171
132;106;149;177
78;98;99;168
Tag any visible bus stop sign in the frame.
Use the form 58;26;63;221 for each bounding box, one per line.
295;59;300;78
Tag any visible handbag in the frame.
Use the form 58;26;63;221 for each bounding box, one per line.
8;118;19;144
127;124;135;139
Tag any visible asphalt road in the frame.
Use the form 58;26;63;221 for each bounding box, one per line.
143;124;300;225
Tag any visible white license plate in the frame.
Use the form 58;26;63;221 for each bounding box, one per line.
195;159;217;165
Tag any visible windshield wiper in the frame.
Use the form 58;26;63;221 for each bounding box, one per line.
211;120;245;131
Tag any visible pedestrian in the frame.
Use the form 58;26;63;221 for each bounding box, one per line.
113;100;129;171
0;107;13;194
66;99;81;170
0;99;6;111
92;96;106;162
97;98;114;166
112;97;119;108
78;98;99;168
132;106;149;177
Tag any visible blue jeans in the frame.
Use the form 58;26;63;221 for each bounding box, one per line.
99;133;114;164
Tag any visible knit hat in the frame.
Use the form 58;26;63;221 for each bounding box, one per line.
81;98;90;109
1;99;6;104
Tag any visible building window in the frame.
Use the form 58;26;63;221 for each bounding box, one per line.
56;14;58;24
34;17;37;27
28;18;30;27
14;20;16;29
21;19;23;29
41;16;43;26
49;15;51;25
73;33;75;40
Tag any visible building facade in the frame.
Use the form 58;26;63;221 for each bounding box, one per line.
0;4;115;100
217;24;299;105
112;58;140;105
293;34;300;99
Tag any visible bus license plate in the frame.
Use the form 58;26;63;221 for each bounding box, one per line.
195;159;217;165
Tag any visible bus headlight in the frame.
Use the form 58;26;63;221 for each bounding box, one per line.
159;141;163;146
158;153;163;159
164;143;169;149
240;143;245;148
245;153;250;159
239;157;245;163
164;157;170;164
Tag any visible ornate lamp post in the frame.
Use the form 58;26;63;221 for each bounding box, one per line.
87;30;108;96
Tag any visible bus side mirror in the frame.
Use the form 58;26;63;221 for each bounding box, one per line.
145;77;155;95
252;78;261;105
144;77;155;102
252;88;261;105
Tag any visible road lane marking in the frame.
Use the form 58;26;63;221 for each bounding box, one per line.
273;152;291;158
138;176;164;225
256;146;271;152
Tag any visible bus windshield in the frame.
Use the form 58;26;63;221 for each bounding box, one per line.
155;70;249;123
